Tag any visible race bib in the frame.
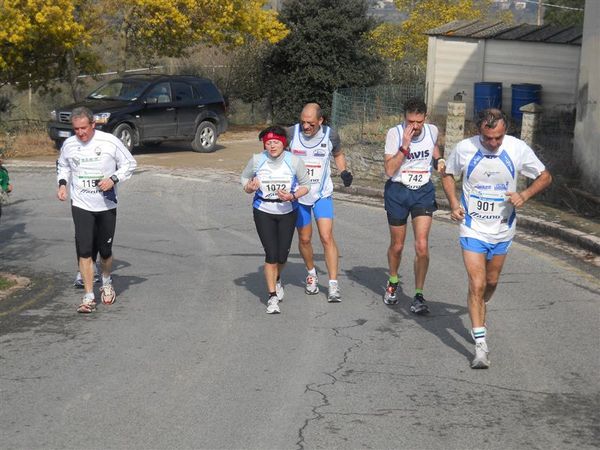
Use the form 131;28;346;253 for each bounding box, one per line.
260;177;291;200
400;169;430;189
304;158;324;185
467;191;509;233
76;171;103;192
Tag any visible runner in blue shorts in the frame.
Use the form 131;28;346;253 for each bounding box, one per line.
383;98;445;314
288;103;353;303
442;108;552;369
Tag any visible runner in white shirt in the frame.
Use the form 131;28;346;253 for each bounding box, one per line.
57;107;137;313
287;103;353;303
442;108;552;369
241;126;310;314
383;98;445;314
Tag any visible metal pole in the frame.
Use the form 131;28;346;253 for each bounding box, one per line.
537;0;543;25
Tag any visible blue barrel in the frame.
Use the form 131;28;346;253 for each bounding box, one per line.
474;82;502;118
511;83;541;122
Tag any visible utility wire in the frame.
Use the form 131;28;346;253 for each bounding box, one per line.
520;0;584;11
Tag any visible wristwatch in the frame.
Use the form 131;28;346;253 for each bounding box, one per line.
110;175;119;184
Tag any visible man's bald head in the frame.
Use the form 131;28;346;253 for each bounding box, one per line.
300;103;323;137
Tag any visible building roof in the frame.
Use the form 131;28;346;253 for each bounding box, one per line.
426;20;582;45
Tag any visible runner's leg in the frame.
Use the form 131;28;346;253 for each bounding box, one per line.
411;215;433;290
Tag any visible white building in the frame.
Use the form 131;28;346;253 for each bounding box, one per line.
574;0;599;193
425;20;582;118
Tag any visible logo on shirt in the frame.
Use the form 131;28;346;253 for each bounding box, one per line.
484;170;500;177
292;149;306;156
95;147;102;156
320;143;327;148
474;184;491;190
494;182;509;191
313;149;326;157
407;149;430;160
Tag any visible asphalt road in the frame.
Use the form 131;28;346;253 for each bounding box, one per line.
0;163;598;450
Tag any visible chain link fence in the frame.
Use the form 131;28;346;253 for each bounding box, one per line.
331;84;425;145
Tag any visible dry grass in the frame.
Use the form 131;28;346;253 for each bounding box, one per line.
1;131;56;158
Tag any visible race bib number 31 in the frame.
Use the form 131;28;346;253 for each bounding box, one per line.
305;158;324;185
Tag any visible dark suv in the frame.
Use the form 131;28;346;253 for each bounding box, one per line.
48;74;227;152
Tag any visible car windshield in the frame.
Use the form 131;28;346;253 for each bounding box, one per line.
87;79;150;101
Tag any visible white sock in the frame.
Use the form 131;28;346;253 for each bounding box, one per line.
307;267;316;276
329;280;338;287
102;275;112;286
84;292;95;301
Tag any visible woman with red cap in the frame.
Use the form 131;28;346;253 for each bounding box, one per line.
241;125;311;314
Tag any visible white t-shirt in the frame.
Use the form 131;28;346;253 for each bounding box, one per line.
57;130;137;211
384;123;438;189
445;134;546;243
241;151;310;215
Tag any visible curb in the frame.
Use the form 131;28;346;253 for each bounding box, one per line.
335;183;600;256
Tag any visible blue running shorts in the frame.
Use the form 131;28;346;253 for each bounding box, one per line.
460;237;512;260
384;180;437;226
296;196;334;228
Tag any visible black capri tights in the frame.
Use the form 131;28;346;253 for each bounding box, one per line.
72;205;117;259
253;208;298;264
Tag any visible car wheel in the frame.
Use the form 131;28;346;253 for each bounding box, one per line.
112;123;134;152
191;121;217;153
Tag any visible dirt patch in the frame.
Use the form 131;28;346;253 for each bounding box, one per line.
0;273;31;301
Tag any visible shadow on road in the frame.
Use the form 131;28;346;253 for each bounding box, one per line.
346;264;473;361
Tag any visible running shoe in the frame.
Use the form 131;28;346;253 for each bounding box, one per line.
471;341;490;369
73;272;84;288
73;269;101;287
275;280;284;301
383;281;398;305
100;283;116;305
266;296;280;314
327;284;341;303
410;293;430;314
305;274;319;295
77;298;96;314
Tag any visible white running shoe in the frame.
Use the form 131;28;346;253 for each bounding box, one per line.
471;341;490;369
266;296;280;314
100;283;116;305
275;280;284;301
327;283;341;303
305;274;319;295
73;272;84;288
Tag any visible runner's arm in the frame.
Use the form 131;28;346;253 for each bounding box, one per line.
442;173;465;221
506;170;552;207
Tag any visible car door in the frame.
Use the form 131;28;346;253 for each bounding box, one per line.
139;82;177;139
172;81;200;138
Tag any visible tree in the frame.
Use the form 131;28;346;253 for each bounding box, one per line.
265;0;385;123
0;0;99;91
100;0;289;71
369;0;502;65
543;0;585;27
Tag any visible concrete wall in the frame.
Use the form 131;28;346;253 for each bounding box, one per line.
574;0;600;194
426;36;581;119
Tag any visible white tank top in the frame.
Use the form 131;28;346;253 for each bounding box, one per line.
289;124;333;205
390;123;437;189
